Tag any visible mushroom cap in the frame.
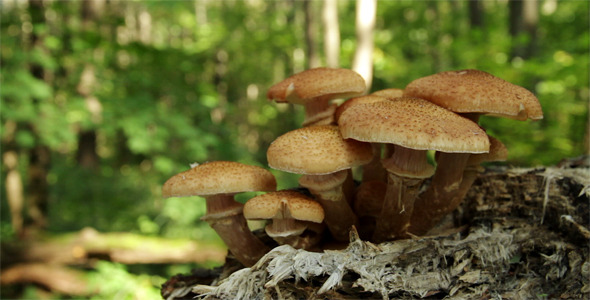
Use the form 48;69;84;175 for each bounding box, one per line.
334;95;389;123
467;136;508;166
243;190;324;223
267;125;374;175
403;69;543;121
371;88;404;99
267;67;366;105
298;169;348;192
338;97;490;153
162;161;277;198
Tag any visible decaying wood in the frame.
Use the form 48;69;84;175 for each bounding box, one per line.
162;157;589;299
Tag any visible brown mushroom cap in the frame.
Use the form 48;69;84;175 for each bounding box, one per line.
162;161;277;198
267;67;366;105
467;136;508;166
403;69;543;121
334;95;389;123
371;88;404;99
338;97;490;153
267;125;373;175
243;190;324;223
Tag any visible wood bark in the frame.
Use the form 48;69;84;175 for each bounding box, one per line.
161;157;590;299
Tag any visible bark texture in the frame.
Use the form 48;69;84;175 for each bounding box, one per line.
162;157;589;300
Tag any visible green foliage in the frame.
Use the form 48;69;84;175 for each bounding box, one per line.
88;261;163;300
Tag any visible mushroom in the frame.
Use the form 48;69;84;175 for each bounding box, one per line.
403;69;543;121
338;98;490;242
267;67;366;126
243;190;325;250
162;161;276;267
370;88;404;100
334;95;390;183
409;135;508;235
267;125;373;241
403;69;543;235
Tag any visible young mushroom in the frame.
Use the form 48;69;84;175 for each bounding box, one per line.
243;190;325;250
162;161;276;267
267;67;366;126
267;125;373;241
338;98;490;242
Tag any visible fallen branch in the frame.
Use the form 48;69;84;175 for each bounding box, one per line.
1;227;226;267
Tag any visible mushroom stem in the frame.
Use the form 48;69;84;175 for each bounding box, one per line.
302;98;337;126
408;152;471;235
299;170;359;242
266;219;325;250
354;180;386;240
361;143;387;183
372;145;433;242
200;194;270;267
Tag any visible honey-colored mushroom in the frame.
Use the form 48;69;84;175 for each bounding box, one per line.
162;161;276;267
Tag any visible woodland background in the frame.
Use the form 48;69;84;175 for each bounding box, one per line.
1;0;588;299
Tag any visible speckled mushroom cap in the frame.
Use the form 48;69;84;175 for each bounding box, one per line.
371;88;404;99
267;67;366;105
162;161;277;198
338;97;490;153
403;69;543;121
467;136;508;166
243;190;324;223
334;95;389;123
267;125;374;175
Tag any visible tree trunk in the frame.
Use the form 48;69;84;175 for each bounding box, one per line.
509;0;538;59
3;150;25;237
322;0;340;68
468;0;484;29
352;0;377;93
304;0;320;69
162;157;590;299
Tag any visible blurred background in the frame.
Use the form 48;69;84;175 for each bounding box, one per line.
1;0;588;298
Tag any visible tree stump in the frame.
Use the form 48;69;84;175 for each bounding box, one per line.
161;156;589;299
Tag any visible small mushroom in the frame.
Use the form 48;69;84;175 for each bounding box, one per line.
243;190;325;250
267;67;366;126
267;125;373;241
338;97;490;242
162;161;276;267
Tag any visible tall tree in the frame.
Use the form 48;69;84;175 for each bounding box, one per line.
352;0;377;92
322;0;340;68
304;0;320;68
26;0;50;232
469;0;484;28
509;0;539;59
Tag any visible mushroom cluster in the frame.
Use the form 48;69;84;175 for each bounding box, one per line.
162;67;543;267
